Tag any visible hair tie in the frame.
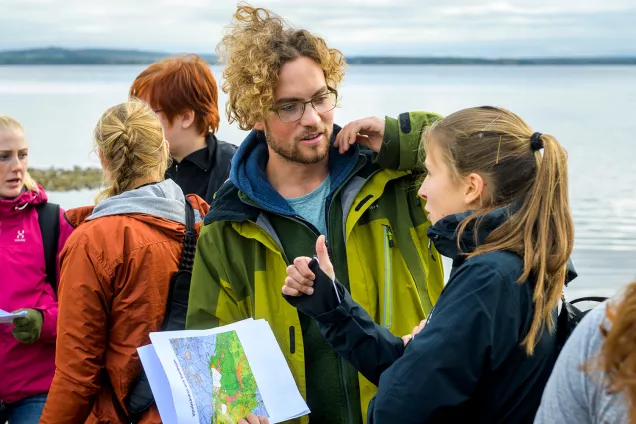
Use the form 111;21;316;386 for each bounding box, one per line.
530;132;543;151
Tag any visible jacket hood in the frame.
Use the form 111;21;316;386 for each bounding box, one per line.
65;180;209;233
428;204;577;284
0;184;48;215
229;125;359;216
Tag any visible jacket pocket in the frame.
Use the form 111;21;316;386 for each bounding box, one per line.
382;225;394;329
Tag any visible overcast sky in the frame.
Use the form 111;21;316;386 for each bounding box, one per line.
0;0;632;57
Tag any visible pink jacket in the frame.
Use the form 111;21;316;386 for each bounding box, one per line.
0;186;74;404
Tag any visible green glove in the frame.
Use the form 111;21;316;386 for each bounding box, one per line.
12;308;44;344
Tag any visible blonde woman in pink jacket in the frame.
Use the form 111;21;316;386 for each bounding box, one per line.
0;116;74;423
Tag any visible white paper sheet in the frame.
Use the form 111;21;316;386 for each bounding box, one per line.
0;308;27;324
137;344;178;424
140;318;309;424
238;320;310;423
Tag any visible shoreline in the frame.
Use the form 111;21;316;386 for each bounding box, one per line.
30;167;102;192
1;48;635;66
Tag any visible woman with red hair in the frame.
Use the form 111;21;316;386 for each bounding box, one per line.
130;54;236;203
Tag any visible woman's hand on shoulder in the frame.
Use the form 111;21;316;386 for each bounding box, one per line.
335;116;385;154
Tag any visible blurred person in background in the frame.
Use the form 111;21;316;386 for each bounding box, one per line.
535;280;636;424
130;54;236;203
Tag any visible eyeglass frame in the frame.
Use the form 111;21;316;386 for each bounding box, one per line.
271;88;338;123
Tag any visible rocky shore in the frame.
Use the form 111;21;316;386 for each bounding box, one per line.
30;167;103;192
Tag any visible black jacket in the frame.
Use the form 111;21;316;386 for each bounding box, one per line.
285;206;572;424
165;133;237;204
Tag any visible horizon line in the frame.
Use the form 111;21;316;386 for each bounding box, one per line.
1;46;634;61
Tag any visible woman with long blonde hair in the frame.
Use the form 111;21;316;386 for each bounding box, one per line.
283;106;574;423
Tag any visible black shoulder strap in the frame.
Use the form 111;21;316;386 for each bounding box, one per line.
160;197;197;331
36;202;60;295
569;296;608;306
180;197;197;271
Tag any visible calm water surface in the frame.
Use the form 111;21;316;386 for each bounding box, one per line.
1;64;634;297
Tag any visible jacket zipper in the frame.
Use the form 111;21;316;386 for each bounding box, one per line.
324;195;355;424
340;356;354;424
292;197;359;423
428;239;436;261
289;326;295;354
382;225;394;329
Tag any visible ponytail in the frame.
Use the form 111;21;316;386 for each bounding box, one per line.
509;133;573;352
94;100;168;203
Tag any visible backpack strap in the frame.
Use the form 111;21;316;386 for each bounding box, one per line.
570;296;608;306
180;197;196;271
160;197;196;331
36;202;60;295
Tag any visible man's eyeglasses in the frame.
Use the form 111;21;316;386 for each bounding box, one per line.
272;89;338;123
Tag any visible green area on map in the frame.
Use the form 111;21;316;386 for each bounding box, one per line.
209;331;266;423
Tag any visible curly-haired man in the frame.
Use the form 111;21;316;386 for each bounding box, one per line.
186;5;445;424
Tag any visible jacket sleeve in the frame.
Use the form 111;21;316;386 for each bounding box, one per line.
40;239;111;423
366;262;516;423
37;208;75;344
374;111;443;172
284;264;404;385
315;285;405;385
186;224;251;329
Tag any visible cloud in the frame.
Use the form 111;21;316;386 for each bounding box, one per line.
0;0;633;56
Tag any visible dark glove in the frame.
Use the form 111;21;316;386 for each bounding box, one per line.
283;257;344;317
12;308;44;344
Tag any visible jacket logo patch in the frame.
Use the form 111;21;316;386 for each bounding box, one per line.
15;229;25;242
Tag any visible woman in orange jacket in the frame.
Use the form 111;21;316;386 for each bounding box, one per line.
39;100;209;423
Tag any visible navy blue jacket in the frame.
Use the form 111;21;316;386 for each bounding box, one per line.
285;207;571;423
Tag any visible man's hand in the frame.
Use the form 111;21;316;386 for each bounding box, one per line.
12;308;44;344
334;116;385;154
283;235;335;297
238;414;270;424
401;319;427;347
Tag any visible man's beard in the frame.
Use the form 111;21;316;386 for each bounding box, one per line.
264;125;332;165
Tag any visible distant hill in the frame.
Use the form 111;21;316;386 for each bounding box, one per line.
0;47;217;65
0;47;634;66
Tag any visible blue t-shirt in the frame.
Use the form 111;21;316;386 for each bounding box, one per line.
285;175;331;235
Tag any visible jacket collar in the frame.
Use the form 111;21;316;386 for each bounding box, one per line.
0;184;47;215
228;124;359;218
86;179;202;225
173;133;217;171
427;206;512;262
428;203;578;284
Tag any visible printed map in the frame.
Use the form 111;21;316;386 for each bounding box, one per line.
170;331;269;424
